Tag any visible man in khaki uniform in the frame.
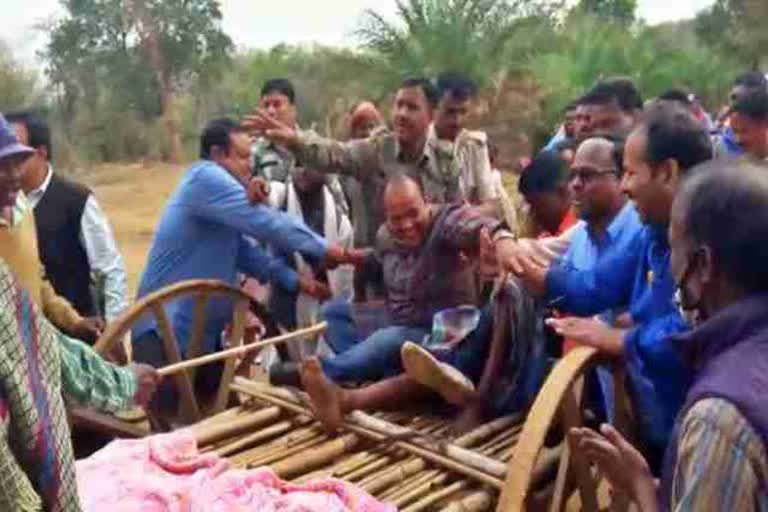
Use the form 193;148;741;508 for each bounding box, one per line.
429;72;496;205
244;77;467;241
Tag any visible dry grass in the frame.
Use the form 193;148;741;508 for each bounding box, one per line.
77;162;187;297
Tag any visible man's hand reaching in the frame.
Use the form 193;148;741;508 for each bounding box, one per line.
242;110;300;148
325;245;370;269
298;274;331;301
247;177;270;205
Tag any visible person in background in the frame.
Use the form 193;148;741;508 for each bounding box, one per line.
729;89;768;161
252;78;300;184
570;160;768;511
714;71;767;157
517;150;579;238
575;78;642;141
348;101;384;141
543;102;579;151
0;114;103;343
8;111;128;325
513;102;713;472
267;164;354;338
345;101;386;301
429;71;497;205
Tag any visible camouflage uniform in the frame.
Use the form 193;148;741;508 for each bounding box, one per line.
294;129;464;249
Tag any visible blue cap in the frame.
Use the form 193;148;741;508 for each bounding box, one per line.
0;114;34;162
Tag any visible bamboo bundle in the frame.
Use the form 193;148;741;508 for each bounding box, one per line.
231;379;506;488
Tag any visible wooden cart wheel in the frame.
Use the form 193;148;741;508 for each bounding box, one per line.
74;280;268;434
496;346;634;511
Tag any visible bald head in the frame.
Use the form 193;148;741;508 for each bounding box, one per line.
384;173;429;247
572;137;618;171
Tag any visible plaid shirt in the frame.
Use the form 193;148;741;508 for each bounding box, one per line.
0;260;135;511
671;398;768;511
373;204;501;327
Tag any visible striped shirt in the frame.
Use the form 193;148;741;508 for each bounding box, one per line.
672;397;768;511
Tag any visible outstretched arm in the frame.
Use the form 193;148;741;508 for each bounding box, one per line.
243;111;379;178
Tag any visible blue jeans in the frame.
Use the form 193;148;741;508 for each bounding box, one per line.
320;299;493;384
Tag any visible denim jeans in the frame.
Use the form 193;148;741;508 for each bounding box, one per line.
320;299;493;384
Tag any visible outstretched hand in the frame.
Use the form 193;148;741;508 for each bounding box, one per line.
247;177;270;205
298;274;332;301
129;363;162;408
569;424;657;508
242;110;299;148
545;316;625;356
325;245;370;269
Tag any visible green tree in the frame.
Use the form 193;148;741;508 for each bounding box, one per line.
575;0;637;25
46;0;232;162
356;0;559;89
695;0;768;70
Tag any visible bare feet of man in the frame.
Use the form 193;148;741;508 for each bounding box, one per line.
299;358;346;432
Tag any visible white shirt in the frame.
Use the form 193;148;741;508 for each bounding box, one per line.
28;166;128;322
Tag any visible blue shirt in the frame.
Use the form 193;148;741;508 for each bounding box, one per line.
559;201;642;275
547;221;689;450
134;160;327;354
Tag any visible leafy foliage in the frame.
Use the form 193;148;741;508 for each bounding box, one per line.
695;0;768;70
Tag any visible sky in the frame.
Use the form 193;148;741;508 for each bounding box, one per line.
7;0;716;69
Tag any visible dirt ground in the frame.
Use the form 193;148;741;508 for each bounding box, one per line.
78;162;186;297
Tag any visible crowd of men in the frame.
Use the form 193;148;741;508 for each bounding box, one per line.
0;68;767;510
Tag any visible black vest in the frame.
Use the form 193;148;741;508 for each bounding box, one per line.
34;173;97;317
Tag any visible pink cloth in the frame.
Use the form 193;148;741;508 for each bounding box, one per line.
76;431;395;512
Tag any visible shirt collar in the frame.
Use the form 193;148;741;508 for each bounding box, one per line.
26;165;53;209
395;135;431;168
0;193;29;228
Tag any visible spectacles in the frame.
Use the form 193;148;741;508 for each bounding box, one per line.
568;167;619;183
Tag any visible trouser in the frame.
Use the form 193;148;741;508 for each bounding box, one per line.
319;299;493;384
132;330;224;417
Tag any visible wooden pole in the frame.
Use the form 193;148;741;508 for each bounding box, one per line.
157;322;326;377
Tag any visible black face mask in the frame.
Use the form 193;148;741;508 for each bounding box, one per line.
674;248;704;326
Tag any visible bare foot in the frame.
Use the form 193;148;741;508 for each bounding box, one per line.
300;358;345;432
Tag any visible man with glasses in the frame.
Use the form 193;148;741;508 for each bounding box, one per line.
512;102;713;472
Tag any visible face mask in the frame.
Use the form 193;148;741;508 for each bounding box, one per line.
674;250;702;326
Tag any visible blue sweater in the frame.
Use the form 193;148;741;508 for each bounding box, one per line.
547;223;689;450
134;160;327;354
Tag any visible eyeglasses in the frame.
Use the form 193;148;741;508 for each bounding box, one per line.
568;167;619;183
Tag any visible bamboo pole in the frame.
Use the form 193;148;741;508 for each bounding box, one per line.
271;434;359;478
360;458;427;494
191;406;281;446
231;379;505;488
391;472;450;508
157;322;326;377
401;480;469;512
380;469;440;503
213;420;295;457
441;489;495;512
241;435;327;469
453;413;523;448
343;455;397;481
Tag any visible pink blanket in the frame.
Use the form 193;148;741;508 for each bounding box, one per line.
76;431;395;512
